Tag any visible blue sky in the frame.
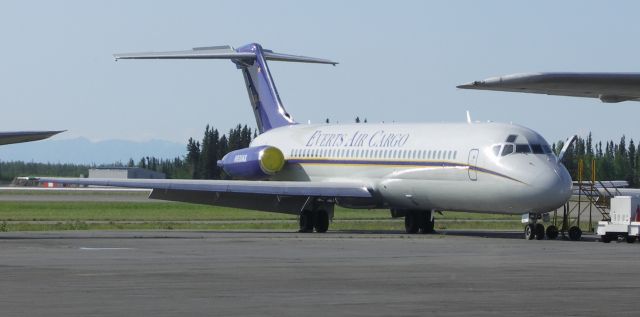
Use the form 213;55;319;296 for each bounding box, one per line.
1;0;639;147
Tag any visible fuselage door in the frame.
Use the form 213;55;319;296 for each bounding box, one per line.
468;149;479;181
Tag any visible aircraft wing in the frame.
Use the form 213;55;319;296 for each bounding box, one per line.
0;130;64;146
35;177;372;197
457;72;640;103
35;177;375;214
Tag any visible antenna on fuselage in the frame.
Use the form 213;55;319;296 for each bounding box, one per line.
466;110;472;124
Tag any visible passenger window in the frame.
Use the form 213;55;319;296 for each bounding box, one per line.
501;144;514;156
515;144;531;154
530;144;544;154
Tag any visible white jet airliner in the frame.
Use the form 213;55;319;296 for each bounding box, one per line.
37;43;574;240
458;72;640;103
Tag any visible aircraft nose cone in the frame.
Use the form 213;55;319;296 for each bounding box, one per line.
531;164;573;211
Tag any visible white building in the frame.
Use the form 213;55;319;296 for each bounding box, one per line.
88;167;165;179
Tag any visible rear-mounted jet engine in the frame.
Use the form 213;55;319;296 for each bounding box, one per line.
218;145;285;180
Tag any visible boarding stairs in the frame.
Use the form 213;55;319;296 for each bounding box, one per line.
554;180;626;234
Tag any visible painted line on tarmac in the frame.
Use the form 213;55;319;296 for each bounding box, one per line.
79;247;134;251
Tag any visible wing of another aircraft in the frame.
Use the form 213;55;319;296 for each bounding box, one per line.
34;177;375;214
458;72;640;103
0;131;65;146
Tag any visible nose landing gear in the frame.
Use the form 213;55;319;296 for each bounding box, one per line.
522;213;560;240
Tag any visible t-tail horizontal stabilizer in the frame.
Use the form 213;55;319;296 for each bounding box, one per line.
114;43;337;133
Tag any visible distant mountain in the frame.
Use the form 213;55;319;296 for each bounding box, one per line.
0;137;186;164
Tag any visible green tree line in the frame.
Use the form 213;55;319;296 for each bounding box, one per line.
0;124;255;182
553;133;638;187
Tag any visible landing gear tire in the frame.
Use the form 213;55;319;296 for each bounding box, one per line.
419;211;435;234
405;212;419;234
524;224;536;240
568;226;582;241
545;225;559;240
534;223;545;240
314;209;329;233
298;210;314;233
626;236;637;244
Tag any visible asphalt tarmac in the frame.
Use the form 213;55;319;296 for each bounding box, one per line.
1;230;639;317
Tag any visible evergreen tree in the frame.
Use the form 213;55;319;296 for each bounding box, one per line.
186;137;201;179
629;139;636;186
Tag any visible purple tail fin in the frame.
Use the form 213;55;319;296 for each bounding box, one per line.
234;44;295;133
113;42;337;134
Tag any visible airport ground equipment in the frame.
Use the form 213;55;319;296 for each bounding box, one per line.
548;159;627;240
597;196;640;243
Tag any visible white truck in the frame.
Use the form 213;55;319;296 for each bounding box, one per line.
597;196;640;243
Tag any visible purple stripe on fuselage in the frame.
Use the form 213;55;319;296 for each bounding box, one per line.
288;158;525;184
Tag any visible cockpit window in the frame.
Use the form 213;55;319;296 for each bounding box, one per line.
515;144;531;153
501;144;514;156
530;144;544;154
542;145;552;154
506;135;517;143
492;145;501;156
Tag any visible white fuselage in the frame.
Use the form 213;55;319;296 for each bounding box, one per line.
251;122;572;215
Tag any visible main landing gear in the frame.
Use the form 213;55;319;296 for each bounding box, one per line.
298;208;330;233
522;213;562;240
403;210;435;234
